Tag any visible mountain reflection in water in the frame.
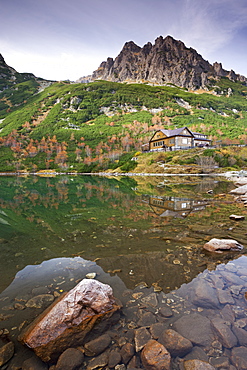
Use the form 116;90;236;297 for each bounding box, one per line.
0;175;246;367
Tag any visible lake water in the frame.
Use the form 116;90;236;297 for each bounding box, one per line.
0;174;247;368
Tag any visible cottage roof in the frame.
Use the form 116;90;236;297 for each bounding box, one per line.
159;127;194;138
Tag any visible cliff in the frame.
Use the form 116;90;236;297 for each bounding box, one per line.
90;35;247;90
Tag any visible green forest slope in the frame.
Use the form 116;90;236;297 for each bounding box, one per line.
1;78;247;173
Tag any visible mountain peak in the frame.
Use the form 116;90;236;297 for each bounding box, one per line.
91;35;247;89
122;41;141;52
0;54;5;63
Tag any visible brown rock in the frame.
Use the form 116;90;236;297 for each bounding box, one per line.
203;238;243;253
55;348;84;370
25;294;54;309
140;293;158;308
141;339;171;370
120;342;135;364
159;329;193;357
86;351;109;370
232;324;247;346
183;346;209;362
22;356;48;370
135;327;151;352
20;279;121;362
0;341;14;367
211;318;237;349
210;356;229;369
183;359;215;369
159;306;173;318
137;311;157;327
127;355;141;369
108;349;121;368
231;346;247;369
84;334;112;356
150;323;167;339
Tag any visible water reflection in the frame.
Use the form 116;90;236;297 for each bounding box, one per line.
0;175;245;294
143;195;209;218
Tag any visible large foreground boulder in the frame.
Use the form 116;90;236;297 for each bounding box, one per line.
20;279;121;362
203;238;243;253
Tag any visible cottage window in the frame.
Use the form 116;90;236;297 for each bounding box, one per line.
182;138;188;144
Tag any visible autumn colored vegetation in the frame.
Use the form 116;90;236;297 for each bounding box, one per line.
1;78;247;172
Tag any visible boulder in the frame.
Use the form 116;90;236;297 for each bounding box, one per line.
203;238;243;253
20;279;121;362
230;184;247;195
141;340;171;370
229;214;245;221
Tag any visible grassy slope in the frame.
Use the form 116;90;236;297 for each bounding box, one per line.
0;78;247;172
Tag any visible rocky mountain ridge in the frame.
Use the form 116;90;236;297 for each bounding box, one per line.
81;35;247;90
0;53;51;93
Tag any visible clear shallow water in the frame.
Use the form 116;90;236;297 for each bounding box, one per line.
0;175;247;367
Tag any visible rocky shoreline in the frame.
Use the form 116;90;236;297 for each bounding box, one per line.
0;169;245;178
2;256;247;370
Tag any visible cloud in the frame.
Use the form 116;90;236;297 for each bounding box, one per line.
170;0;247;55
1;47;105;81
1;0;247;79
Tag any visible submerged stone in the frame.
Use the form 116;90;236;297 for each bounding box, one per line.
190;280;220;309
231;346;247;370
55;348;84;370
141;340;171;370
159;329;193;357
183;359;215;369
0;341;14;367
173;313;214;347
211;317;237;349
84;334;112;356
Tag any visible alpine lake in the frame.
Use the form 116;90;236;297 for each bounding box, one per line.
0;173;247;369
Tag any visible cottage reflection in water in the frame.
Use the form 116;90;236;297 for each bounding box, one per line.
142;195;209;217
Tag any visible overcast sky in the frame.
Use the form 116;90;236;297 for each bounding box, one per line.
1;0;247;81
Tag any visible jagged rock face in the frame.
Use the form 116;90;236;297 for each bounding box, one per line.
0;53;48;92
92;35;247;90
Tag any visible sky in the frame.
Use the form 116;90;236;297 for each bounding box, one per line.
1;0;247;81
